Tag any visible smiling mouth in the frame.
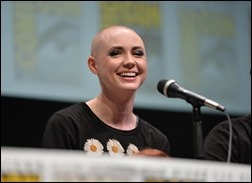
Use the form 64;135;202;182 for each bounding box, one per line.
117;72;138;77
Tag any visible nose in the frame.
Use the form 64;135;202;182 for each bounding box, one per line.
123;55;136;69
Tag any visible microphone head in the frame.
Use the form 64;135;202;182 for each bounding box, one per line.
157;79;168;95
157;79;185;99
157;79;178;97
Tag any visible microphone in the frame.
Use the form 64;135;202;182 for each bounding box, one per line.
157;79;226;112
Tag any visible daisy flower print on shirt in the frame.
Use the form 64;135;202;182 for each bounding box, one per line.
126;143;139;156
106;139;125;157
84;138;104;157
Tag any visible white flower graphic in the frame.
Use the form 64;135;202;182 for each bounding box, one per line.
126;143;139;156
106;139;124;157
84;138;104;157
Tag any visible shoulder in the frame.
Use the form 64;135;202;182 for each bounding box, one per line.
230;114;251;136
139;118;158;130
47;102;89;125
231;114;251;126
138;118;167;137
54;102;84;115
222;114;250;132
206;114;251;138
52;102;91;119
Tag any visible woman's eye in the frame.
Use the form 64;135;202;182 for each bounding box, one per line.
109;51;120;57
134;51;144;56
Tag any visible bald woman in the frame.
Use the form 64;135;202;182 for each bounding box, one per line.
42;25;170;157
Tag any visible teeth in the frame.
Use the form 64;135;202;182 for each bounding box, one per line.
120;72;136;77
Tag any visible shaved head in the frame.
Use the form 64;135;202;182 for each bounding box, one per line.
90;25;144;57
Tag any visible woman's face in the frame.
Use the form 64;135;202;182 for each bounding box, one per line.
90;27;148;95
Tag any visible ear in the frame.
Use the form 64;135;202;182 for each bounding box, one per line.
88;56;98;74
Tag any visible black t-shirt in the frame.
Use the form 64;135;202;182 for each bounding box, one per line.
203;114;251;164
42;102;170;157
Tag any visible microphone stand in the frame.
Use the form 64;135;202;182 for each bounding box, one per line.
192;106;204;159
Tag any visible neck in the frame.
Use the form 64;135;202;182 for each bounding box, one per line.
86;93;137;130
